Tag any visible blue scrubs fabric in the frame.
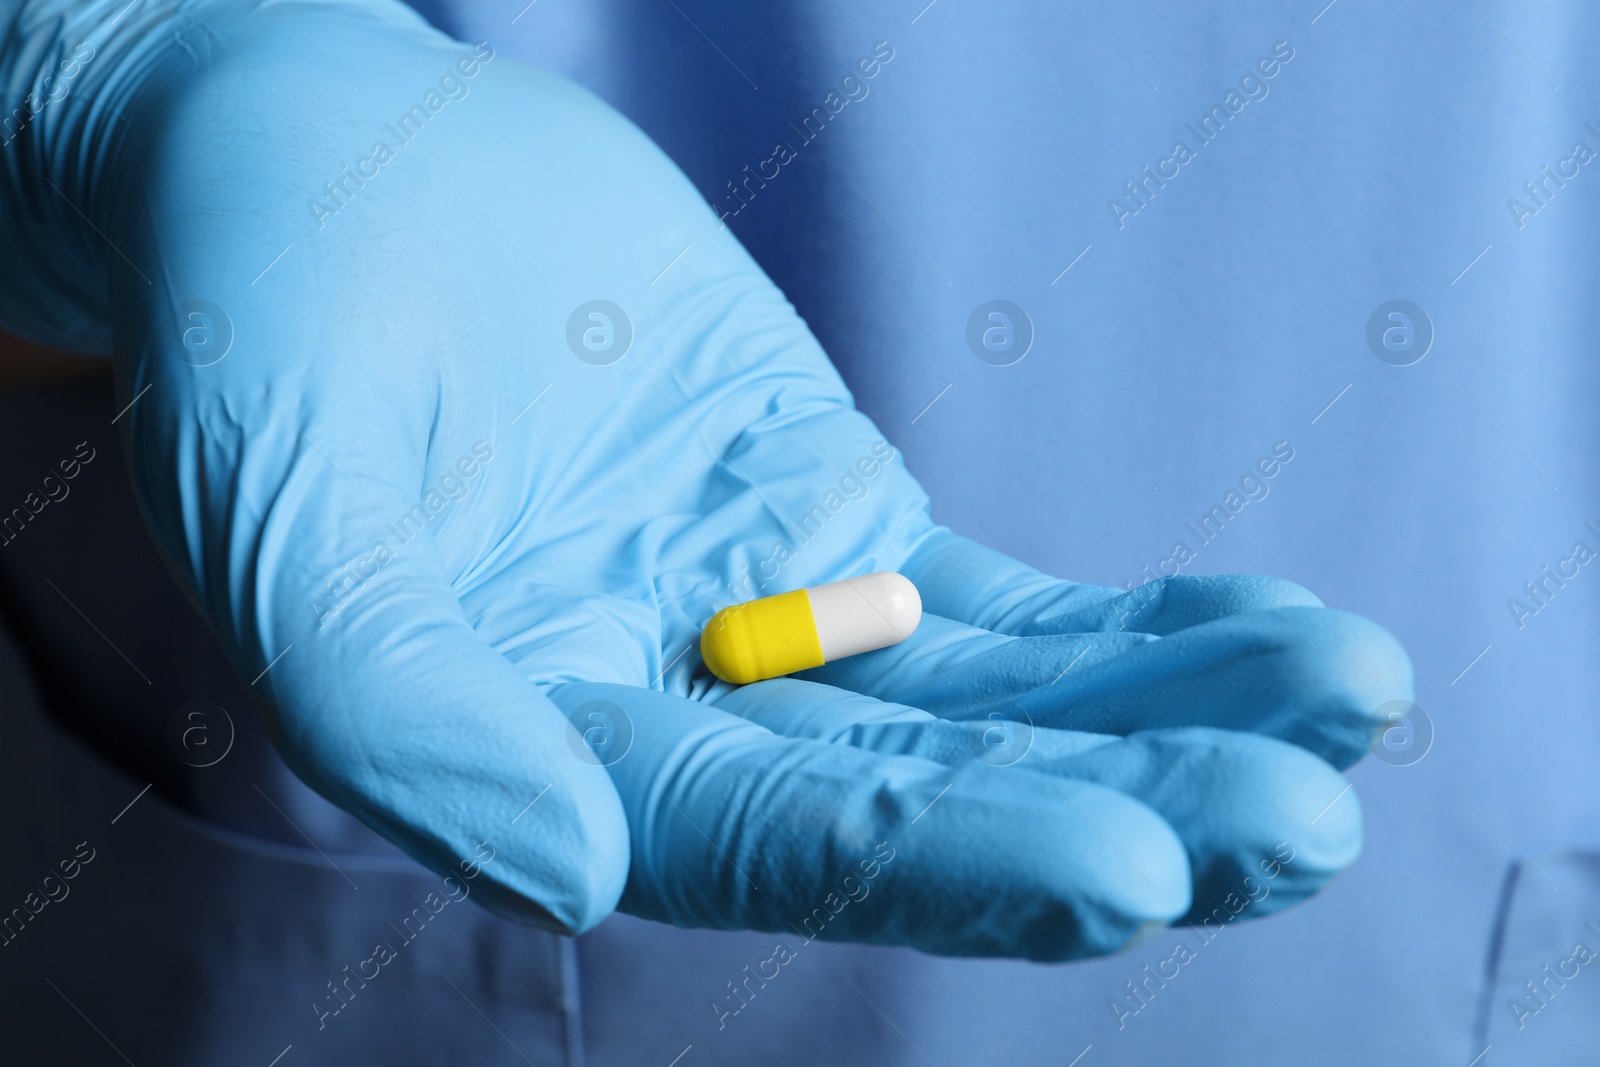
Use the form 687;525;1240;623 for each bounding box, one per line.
427;0;1597;1062
0;1;1596;1065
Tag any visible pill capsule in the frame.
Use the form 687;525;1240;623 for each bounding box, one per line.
700;572;922;685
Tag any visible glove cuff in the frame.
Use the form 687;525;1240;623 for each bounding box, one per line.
0;0;436;352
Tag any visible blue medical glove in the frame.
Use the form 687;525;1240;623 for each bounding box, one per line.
0;0;1411;959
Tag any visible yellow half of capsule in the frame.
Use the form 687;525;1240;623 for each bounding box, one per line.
700;588;825;685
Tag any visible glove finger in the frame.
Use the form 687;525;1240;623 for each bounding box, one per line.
804;606;1410;769
1015;574;1325;636
901;527;1322;635
800;610;1153;708
1048;727;1357;928
716;678;1359;927
546;680;1190;961
119;303;628;936
1009;606;1410;769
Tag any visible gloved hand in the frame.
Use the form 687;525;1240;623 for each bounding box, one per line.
0;0;1411;959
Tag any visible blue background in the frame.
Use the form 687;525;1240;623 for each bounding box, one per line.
3;1;1597;1064
414;0;1600;1062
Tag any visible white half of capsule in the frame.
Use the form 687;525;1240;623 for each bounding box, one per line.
808;572;922;661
